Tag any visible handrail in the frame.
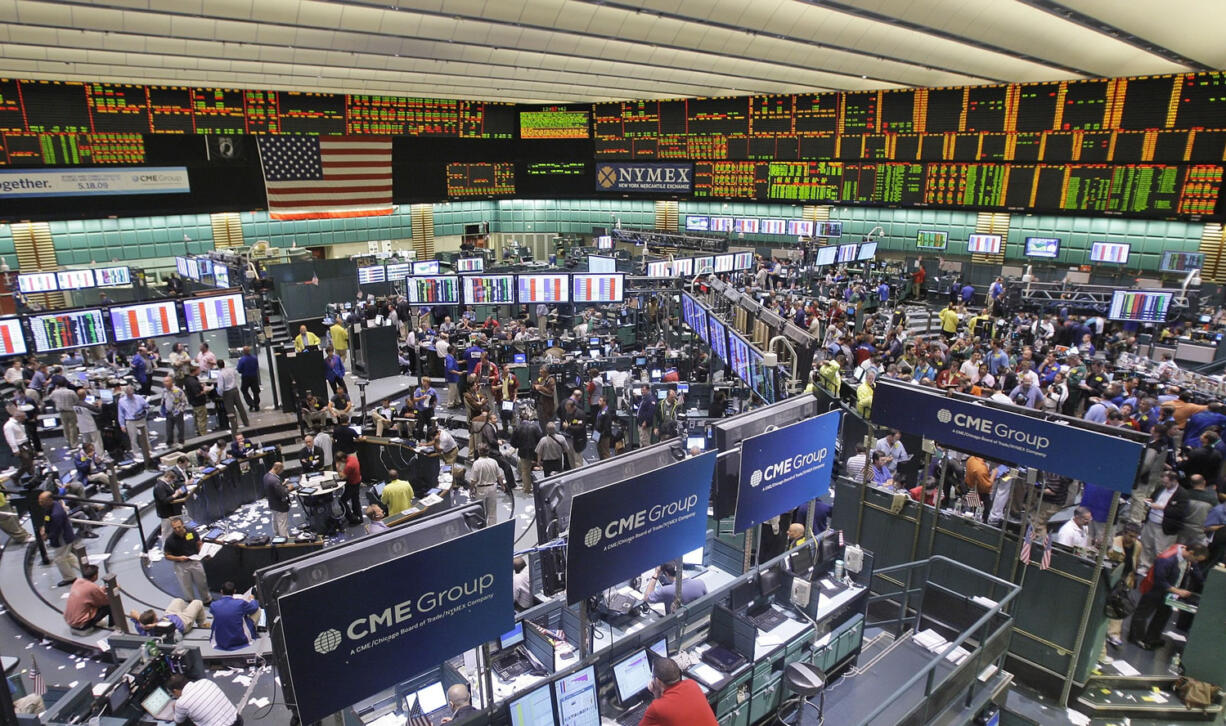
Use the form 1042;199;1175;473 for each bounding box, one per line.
32;492;151;556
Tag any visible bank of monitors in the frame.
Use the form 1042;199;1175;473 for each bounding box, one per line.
672;257;694;277
1090;241;1130;264
357;265;386;285
814;246;838;267
406;276;460;304
0;318;26;356
733;252;754;269
788;219;814;236
518;274;569;304
184;292;246;333
967;234;1002;254
856;241;877;260
17;272;57;294
734;218;760;234
56;269;95;290
710;217;734;232
96;266;131;287
916;230;948;251
714;254;735;273
385;262;411;281
572;274;623;303
836;243;858;263
461;275;516;305
685;215;710;232
1160;250;1204;273
760;219;787;235
708;316;729;362
455;257;484;273
28;309;106;352
587;255;617;274
1024;237;1061;258
412;260;441;275
646;261;671;277
1109;290;1171;323
109;301;181;342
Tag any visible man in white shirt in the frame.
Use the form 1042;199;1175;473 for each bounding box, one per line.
844;444;868;482
215;361;248;432
3;410;28;453
195;343;218;372
470;446;505;525
167;673;240;726
513;556;533;610
3;361;22;386
435;334;450;361
874;430;908;475
1054;507;1094;550
959;351;982;383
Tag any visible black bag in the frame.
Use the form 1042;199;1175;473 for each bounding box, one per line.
1104;580;1138;619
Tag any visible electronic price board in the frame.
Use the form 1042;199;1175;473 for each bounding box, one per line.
787;220;814;236
760;219;787;235
967;234;1002;254
183;293;246;333
406;276;460;304
214;266;230;288
385;263;411;281
0;132;145;166
56;269;95;290
708;316;729;363
29;308;106;352
517;275;569;304
446;162;515;197
519;106;590;139
733;218;760;234
461;275;516;305
17;272;58;294
714;254;734;273
1090;241;1131;264
814;246;838;266
734;252;755;269
95;266;130;286
685;216;710;232
455;257;484;273
1160;250;1204;273
412;260;440;275
856;242;877;261
357;265;386;285
109;301;180;342
1025;237;1061;258
917;230;948;250
0;318;25;356
1109;290;1171;323
672;258;694;277
836;243;858;263
815;221;842;237
572;274;623;303
710;217;733;232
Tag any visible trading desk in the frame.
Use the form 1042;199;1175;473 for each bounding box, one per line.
181;446;280;524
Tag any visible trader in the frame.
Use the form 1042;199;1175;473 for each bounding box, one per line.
236;345;261;412
63;564;111;630
38;490;80;586
152;470;186;540
643;563;707;614
381;469;415;517
294;324;321;352
264;461;294;538
470;446;505;525
329;317;349;367
299;434;325;474
117;385;154;468
640;658;718;726
1129;543;1209;650
167;673;242;726
209;581;260;652
128;598;209;637
163;518;211;605
442;684;477;722
335;451;363;525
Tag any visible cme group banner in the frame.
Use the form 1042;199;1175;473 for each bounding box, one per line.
872;381;1143;493
0;167;190;198
595;162;693;193
566;452;715;605
276;521;514;724
735;410;841;533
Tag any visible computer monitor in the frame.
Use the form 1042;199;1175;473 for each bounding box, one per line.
108;681;130;713
611;650;653;705
555;665;600;726
656;389;667;400
686;435;706;451
99;389;114;404
682;547;704;566
500;622;525;649
650;369;662;381
635;357;647;366
589;337;600;345
729;577;757;611
758;564;783;598
648;637;668;658
508;682;557;726
788;543;815;575
416;683;447;714
139;687;172;718
513;353;527;364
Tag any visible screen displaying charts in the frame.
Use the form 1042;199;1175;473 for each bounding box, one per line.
357;265;386;285
692;305;708;343
385;262;411;281
29;309;106;352
213;266;230;288
596;235;613;250
555;665;600;726
406;276;460;304
198;259;213;277
56;269;95;290
462;275;516;305
816;221;842;237
708;316;728;362
857;242;878;260
17;272;57;294
109;301;180;342
572;274;623;303
455;257;484;273
685;215;710;232
646;261;671;277
672;258;693;277
680;293;696;330
916;230;948;250
760;219;787;235
710;217;733;232
814;246;838;266
1024;237;1061;258
175;257;189;277
1109;290;1171;323
734;218;760;234
183;293;246;333
518;275;569;304
836;243;858;263
749;350;775;403
588;255;617;273
967;234;1002;254
508;683;556;726
1090;241;1130;264
788;220;814;236
413;260;440;275
184;258;199;280
728;333;753;390
694;256;714;274
95;266;130;287
0;318;26;356
1160;250;1204;273
714;254;735;273
734;252;754;269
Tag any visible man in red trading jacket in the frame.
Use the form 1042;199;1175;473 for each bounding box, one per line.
639;658;717;726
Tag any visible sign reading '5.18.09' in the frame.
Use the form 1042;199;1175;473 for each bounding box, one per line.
0;167;190;197
735;410;841;533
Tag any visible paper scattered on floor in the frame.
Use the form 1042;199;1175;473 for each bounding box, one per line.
247;697;269;708
1066;708;1090;725
1111;659;1140;676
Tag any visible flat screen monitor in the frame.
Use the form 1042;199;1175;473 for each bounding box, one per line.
729;578;757;611
596;235;613;250
357;265;386;285
728;333;753;389
455;257;484;273
672;258;693;277
1108;290;1171;323
518;274;569;304
17;272;57;294
56;269;95;290
109;301;181;342
710;217;733;232
694;256;714;274
856;241;877;260
685;215;710;232
815;221;842;237
508;682;556;726
916;230;948;250
513;353;527;364
814;246;838;266
555;665;600;726
714;254;734;273
213;266;230;288
1024;237;1060;258
1090;241;1130;264
29;309;107;352
836;243;858;263
95;266;130;287
184;257;199;280
412;260;440;275
708;316;729;363
611;650;653;705
734;218;759;234
967;233;1002;254
406;276;460;304
649;637;668;657
462;275;516;305
0;318;26;356
198;259;213;277
588;255;617;274
139;687;172;718
646;261;670;277
788;219;815;237
499;622;525;650
415;683;447;714
734;252;754;269
385;262;411;281
1160;250;1204;273
760;219;787;235
686;435;707;451
682;547;704;566
572;274;623;303
175;257;189;278
692;306;708;343
183;293;246;333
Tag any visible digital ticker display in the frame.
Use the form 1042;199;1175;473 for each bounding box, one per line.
446;162;515;197
109;301;180;342
183;293;246;333
519;107;590;139
29;309;106;352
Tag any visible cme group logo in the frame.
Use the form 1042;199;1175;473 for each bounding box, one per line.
314;628;343;655
748;469;764;488
596;165;617;189
584;527;603;547
937;409;953;424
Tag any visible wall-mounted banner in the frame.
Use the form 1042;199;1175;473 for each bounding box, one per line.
566;452;715;605
735;410;841;532
595;163;693;193
0;167;190;198
871;381;1143;493
275;521;514;724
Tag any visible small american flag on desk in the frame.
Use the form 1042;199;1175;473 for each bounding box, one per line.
256;136;393;220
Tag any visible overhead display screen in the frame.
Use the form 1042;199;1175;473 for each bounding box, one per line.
672;257;693;277
357;265;386;285
95;266;130;286
815;221;842;237
587;255;616;273
454;257;483;273
519;106;590;139
1025;237;1061;258
814;246;838;266
385;262;411;281
214;266;230;288
0;318;25;356
646;261;670;277
917;230;948;250
787;220;814;236
1109;290;1171;323
714;254;734;273
461;275;515;305
710;217;733;232
1090;241;1131;264
517;274;568;304
412;260;440;275
1159;250;1204;273
734;252;755;269
708;316;729;363
728;332;753;390
967;234;1002;254
836;243;858;263
685;215;710;232
572;274;623;303
856;241;877;260
446;162;515;197
405;276;460;304
29;308;106;352
0;131;145;166
183;292;246;332
109;301;180;342
17;272;58;293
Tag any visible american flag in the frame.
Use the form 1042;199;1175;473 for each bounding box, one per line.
256;136;393;220
1019;525;1032;565
1040;534;1053;570
28;655;44;696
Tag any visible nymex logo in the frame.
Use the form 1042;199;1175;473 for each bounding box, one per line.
596;164;692;190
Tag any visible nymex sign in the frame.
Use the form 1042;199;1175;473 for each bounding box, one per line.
596;163;693;193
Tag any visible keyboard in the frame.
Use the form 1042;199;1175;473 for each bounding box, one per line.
749;607;787;632
616;701;650;725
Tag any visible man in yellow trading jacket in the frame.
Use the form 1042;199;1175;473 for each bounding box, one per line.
293;325;321;352
329;319;349;366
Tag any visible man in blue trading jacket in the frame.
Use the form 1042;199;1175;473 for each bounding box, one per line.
130;346;151;396
635;384;657;448
323;346;346;395
210;581;260;651
236;345;261;413
1129;543;1209;650
227;433;258;460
